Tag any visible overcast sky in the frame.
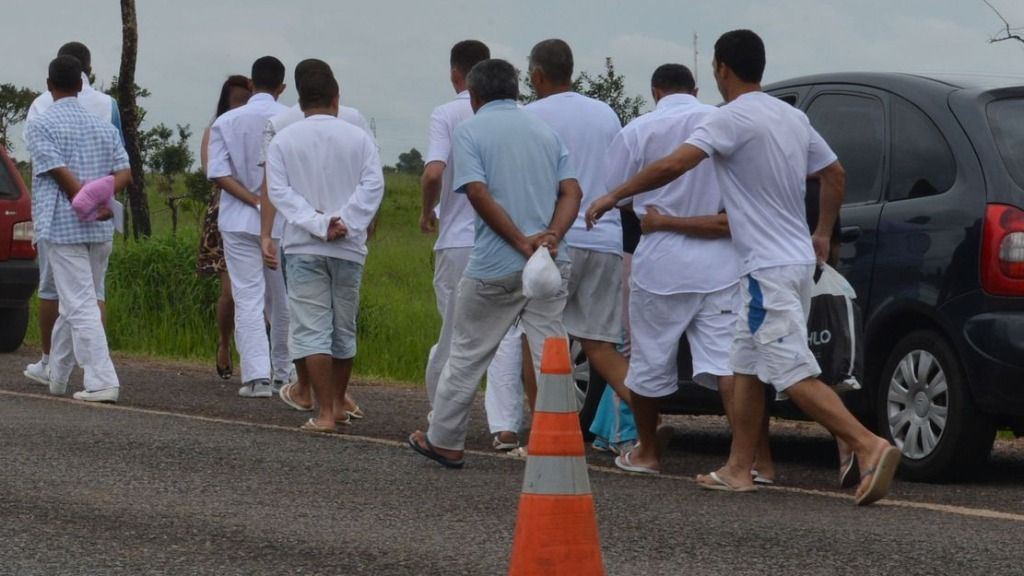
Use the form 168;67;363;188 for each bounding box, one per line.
4;0;1024;164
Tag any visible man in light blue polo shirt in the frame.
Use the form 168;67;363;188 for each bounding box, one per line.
408;58;583;468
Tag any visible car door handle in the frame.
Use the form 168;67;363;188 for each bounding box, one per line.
840;226;862;243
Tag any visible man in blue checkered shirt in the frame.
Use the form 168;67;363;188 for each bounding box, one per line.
25;55;131;403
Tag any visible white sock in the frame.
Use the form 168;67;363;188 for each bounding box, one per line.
40;353;49;365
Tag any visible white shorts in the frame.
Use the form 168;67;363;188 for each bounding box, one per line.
730;264;821;393
563;247;623;343
626;284;738;398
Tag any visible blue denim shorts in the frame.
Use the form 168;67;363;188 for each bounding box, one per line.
285;254;363;360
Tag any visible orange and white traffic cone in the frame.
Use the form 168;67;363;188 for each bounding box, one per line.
508;337;604;576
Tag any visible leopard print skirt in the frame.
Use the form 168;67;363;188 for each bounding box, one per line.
196;189;227;276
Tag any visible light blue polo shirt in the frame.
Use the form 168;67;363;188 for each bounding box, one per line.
452;99;575;280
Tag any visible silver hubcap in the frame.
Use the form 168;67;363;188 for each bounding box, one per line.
886;349;949;460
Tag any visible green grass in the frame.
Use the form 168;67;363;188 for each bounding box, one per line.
25;173;440;384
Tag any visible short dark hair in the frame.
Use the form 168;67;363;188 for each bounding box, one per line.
466;59;519;103
651;64;696;93
251;56;286;91
57;41;91;73
294;58;332;89
48;55;83;92
298;69;339;110
215;74;251;118
450;40;490;77
528;39;573;86
714;29;765;84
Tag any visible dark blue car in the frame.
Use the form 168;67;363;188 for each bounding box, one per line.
577;72;1024;482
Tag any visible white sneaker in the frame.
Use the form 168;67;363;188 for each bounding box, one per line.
239;380;273;398
73;387;119;403
23;360;50;386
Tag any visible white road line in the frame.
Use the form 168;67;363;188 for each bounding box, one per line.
3;389;1023;524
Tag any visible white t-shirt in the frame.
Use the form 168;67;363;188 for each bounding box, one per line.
686;91;837;276
424;91;476;251
262;103;375;163
258;103;375;238
266;115;384;264
207;93;290;235
24;73;119;142
606;94;739;294
525;92;622;254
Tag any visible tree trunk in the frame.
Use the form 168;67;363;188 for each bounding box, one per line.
118;0;151;238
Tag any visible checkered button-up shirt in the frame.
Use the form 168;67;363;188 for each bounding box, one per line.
26;97;130;245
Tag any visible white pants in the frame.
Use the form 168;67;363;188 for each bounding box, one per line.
427;247;523;434
428;266;570;451
47;241;118;391
222;231;290;383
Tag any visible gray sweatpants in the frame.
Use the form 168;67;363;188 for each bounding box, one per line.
427;264;571;451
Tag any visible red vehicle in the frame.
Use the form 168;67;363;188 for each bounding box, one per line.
0;146;37;351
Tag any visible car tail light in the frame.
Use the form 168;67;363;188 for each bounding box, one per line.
10;221;36;259
981;204;1024;296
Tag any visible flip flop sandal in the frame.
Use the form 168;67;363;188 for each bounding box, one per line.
346;406;365;420
492;434;520;451
278;382;313;412
855;446;900;506
299;418;337;434
839;454;859;489
408;433;465;469
614;448;660;475
697;471;757;492
337;413;352;426
751;470;776;485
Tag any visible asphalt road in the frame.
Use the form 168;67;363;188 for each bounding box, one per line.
1;347;1023;576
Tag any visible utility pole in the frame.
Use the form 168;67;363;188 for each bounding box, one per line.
693;32;699;86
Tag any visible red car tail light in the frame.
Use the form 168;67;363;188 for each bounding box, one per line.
10;221;36;259
982;204;1024;296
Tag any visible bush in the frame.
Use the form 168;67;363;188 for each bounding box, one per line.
26;173;441;385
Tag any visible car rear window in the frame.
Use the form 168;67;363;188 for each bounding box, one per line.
988;99;1024;191
0;159;20;200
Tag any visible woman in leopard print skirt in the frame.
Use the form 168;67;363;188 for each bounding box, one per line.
197;75;251;379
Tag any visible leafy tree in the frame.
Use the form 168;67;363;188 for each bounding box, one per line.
0;84;40;154
396;147;425;174
144;123;194;235
577;58;646;125
520;57;646;125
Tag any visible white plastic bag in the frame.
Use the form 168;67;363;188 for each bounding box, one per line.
522;248;561;299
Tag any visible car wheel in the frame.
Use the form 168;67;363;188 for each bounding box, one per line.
0;306;29;353
571;339;604;441
876;330;995;482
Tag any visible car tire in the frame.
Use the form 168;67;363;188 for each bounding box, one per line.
571;339;604;441
876;330;995;482
0;306;29;353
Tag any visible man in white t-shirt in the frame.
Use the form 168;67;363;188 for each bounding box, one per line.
601;63;775;478
524;39;630;406
420;41;525;451
22;41;123;389
267;68;384;432
587;30;898;505
207;56;291;399
258;58;371;419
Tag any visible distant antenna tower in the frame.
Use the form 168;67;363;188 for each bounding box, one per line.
370;117;377;139
693;32;699;86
